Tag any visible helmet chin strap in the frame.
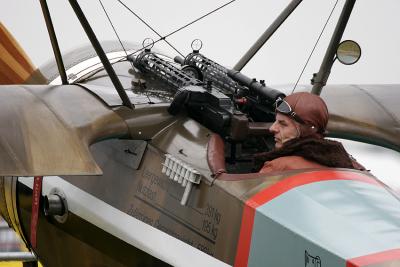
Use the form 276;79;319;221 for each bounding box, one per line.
295;124;301;138
279;124;301;147
279;131;286;146
278;123;320;148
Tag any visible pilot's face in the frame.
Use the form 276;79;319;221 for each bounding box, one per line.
269;113;300;149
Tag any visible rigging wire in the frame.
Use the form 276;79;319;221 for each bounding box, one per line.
163;0;236;40
76;0;237;81
291;0;339;93
98;0;134;68
122;0;237;58
116;0;184;57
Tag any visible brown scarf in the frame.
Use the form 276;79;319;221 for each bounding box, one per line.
254;137;357;170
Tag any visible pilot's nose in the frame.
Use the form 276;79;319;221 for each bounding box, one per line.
269;121;279;134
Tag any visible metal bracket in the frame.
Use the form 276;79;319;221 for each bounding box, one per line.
162;154;201;206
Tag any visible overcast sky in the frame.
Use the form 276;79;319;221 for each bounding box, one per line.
2;0;400;189
3;0;400;85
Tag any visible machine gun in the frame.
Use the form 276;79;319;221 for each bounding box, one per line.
131;50;234;136
131;43;285;141
174;50;285;122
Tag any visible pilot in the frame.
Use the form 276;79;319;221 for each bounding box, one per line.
256;92;365;173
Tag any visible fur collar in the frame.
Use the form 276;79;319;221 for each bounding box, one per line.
255;137;354;169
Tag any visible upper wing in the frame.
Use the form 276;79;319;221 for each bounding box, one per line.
0;24;129;176
322;84;400;152
0;84;129;176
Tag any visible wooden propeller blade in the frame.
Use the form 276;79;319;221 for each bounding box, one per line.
0;23;46;84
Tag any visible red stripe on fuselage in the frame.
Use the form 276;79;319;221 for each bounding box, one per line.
234;170;380;267
30;176;43;249
346;248;400;266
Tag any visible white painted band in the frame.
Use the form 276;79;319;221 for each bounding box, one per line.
18;176;230;267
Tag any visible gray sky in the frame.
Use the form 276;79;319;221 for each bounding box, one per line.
3;0;400;85
2;0;400;189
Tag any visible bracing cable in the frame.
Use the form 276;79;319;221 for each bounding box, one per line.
75;0;237;80
163;0;236;40
292;0;339;93
122;0;237;57
98;0;134;68
116;0;185;57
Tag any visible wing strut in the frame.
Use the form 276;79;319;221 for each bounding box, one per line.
39;0;68;85
233;0;303;71
311;0;356;95
68;0;134;109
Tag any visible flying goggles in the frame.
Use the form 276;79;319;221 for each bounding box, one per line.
275;98;306;125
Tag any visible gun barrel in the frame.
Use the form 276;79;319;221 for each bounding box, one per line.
227;70;285;103
174;56;185;65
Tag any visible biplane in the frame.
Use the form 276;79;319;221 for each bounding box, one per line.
1;0;400;266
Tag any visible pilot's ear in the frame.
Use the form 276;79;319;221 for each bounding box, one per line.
310;126;318;133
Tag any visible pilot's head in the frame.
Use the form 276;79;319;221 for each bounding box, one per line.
269;92;329;149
